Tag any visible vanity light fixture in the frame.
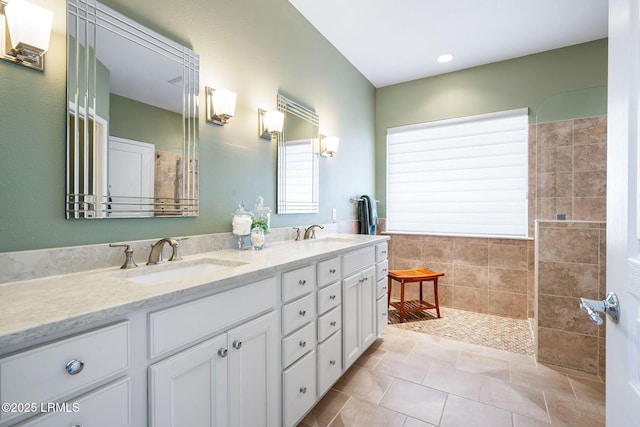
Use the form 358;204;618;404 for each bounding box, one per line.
206;87;237;125
0;0;53;71
258;109;284;141
320;135;339;157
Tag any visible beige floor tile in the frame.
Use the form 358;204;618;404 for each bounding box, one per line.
510;360;574;396
300;389;350;427
421;363;484;400
354;347;385;370
332;365;395;404
512;413;552;426
375;333;419;354
328;396;406;427
440;394;512;427
479;376;549;422
455;351;512;381
546;391;605;426
379;378;447;425
373;350;431;384
403;417;437;427
568;376;606;407
411;340;461;365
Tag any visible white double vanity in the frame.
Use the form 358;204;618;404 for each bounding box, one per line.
0;234;389;426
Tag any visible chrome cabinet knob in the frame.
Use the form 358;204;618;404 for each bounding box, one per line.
299;310;307;316
299;340;306;348
330;295;336;300
330;321;337;327
299;386;307;394
329;268;336;274
65;359;85;375
218;348;228;358
329;360;336;366
232;340;242;349
299;279;307;286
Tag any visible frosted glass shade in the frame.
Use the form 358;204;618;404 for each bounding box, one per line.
210;88;237;118
5;0;53;53
263;110;284;133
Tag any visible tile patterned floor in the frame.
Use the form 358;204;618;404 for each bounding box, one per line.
298;327;605;427
387;306;535;356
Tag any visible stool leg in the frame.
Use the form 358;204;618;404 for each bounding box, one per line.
387;276;392;309
419;280;423;302
399;281;405;323
434;278;441;318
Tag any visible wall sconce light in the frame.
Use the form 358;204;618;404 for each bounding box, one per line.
258;109;284;141
0;0;53;72
320;135;339;157
206;87;237;125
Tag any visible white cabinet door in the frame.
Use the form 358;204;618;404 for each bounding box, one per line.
361;267;376;350
343;272;362;368
149;334;228;427
342;266;376;368
228;311;279;427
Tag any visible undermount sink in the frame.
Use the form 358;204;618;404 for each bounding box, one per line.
115;258;248;285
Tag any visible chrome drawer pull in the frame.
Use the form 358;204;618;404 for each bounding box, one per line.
330;295;336;300
330;321;337;327
300;386;307;394
218;348;228;358
329;268;336;274
299;340;307;348
232;340;242;350
329;360;336;366
299;279;307;286
299;310;307;316
65;359;84;375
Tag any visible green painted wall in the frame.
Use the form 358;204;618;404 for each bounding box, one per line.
0;0;376;252
375;39;608;218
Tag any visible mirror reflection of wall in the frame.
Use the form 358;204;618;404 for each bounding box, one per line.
66;0;199;219
276;94;320;214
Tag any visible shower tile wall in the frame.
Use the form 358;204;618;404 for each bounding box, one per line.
533;115;607;377
387;234;534;320
536;221;606;377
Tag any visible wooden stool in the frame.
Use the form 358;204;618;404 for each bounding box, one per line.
387;268;444;323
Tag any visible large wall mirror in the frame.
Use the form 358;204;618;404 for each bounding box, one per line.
276;94;319;214
66;0;199;219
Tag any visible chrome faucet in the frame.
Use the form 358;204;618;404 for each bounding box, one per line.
147;238;181;265
303;224;324;240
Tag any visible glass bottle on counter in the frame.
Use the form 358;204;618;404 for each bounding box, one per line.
251;226;265;250
232;201;253;250
252;195;271;234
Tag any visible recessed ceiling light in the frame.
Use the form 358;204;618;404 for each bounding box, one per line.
437;54;454;63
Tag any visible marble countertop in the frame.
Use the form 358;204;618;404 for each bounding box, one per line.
0;234;389;349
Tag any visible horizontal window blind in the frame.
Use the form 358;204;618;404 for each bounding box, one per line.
386;108;528;238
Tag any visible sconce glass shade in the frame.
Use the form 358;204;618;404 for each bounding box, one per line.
321;136;339;157
0;0;53;71
5;0;53;53
258;109;284;140
206;87;237;125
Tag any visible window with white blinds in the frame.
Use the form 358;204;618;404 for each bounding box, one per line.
386;108;528;238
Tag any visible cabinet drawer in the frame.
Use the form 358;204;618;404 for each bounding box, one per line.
342;246;375;276
317;307;341;343
376;259;389;281
283;350;316;427
0;322;129;423
16;377;131;427
376;242;388;262
317;257;341;288
377;295;388;335
377;277;388;299
282;322;316;368
317;281;341;315
282;265;316;302
282;293;316;336
149;277;277;358
317;331;342;396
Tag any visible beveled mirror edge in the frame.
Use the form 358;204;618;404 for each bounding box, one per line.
276;93;320;214
65;0;200;219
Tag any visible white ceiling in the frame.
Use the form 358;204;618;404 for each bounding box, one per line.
288;0;609;88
